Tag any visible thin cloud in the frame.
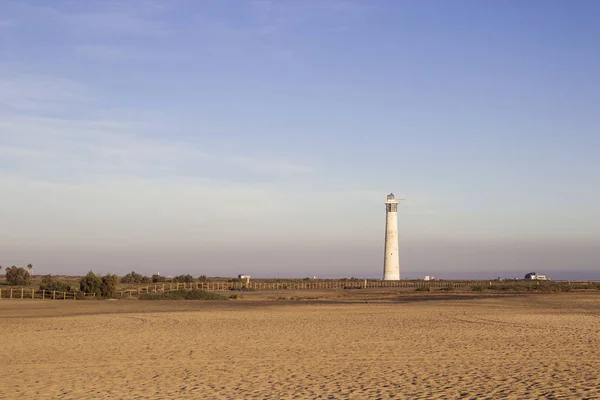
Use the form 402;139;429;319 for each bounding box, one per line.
0;73;314;184
74;44;142;60
191;0;373;58
6;1;169;38
1;114;314;184
249;0;374;37
227;156;313;175
0;75;91;112
64;11;168;38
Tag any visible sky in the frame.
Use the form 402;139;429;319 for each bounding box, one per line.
1;0;599;280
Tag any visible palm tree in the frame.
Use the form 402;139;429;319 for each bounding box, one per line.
27;264;33;276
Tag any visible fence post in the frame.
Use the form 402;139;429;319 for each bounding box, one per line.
32;289;35;299
63;292;66;300
42;290;45;300
0;288;2;299
10;288;13;299
53;290;56;300
21;288;24;299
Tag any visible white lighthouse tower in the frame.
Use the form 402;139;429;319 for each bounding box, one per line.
383;193;401;280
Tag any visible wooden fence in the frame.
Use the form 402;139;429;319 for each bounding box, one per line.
2;280;476;300
0;287;95;300
2;280;597;300
115;280;489;297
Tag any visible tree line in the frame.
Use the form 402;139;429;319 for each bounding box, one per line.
1;267;210;298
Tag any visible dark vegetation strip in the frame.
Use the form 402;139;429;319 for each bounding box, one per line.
138;290;229;300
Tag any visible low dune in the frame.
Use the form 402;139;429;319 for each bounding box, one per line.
1;293;598;399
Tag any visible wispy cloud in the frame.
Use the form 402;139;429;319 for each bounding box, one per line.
0;75;91;112
0;114;313;184
10;1;169;38
63;11;168;38
227;156;313;175
74;44;143;60
0;74;313;184
249;0;373;37
191;0;373;58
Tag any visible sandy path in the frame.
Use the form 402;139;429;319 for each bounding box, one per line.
0;294;598;399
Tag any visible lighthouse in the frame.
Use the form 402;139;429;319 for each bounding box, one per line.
383;193;401;280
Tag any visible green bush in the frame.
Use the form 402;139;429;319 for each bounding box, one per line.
172;274;195;283
471;285;484;292
5;266;31;286
121;271;150;284
138;290;227;300
487;284;514;291
80;271;102;295
101;274;119;297
439;286;454;291
39;275;72;292
152;274;166;283
415;286;431;292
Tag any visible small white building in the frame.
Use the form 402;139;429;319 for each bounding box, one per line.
424;276;436;281
525;272;549;281
238;274;251;286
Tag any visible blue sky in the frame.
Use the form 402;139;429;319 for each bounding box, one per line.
1;0;599;279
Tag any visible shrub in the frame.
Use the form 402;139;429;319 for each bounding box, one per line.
152;274;166;283
138;290;227;300
415;286;431;292
120;271;150;284
471;285;484;292
101;274;119;298
39;275;72;292
80;271;102;295
230;287;256;291
173;274;195;283
198;275;207;282
439;286;454;291
488;284;512;291
5;266;31;286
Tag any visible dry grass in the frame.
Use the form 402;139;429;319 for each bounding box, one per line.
0;292;599;399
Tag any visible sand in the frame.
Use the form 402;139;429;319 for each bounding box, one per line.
0;293;599;399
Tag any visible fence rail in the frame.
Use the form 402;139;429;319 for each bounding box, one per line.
2;280;598;300
115;279;559;297
0;287;94;300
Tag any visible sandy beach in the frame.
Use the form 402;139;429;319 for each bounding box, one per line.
1;293;598;399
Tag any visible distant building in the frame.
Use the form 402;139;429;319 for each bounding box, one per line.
525;272;549;281
424;276;436;281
